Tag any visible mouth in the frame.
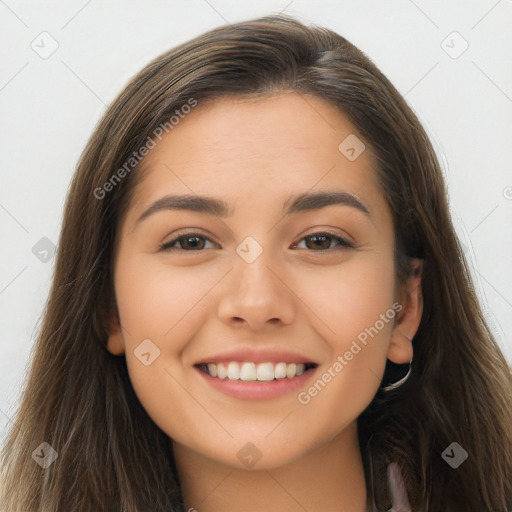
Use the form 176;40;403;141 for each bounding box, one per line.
195;361;319;382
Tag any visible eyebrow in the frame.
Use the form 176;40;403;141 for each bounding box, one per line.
135;190;373;225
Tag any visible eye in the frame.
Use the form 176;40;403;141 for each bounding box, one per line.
160;231;354;252
160;232;218;251
291;232;354;251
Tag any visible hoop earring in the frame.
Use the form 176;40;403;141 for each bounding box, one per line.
381;331;413;392
381;359;412;392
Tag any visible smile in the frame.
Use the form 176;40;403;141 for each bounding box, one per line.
196;361;318;381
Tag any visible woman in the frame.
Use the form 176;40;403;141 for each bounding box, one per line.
1;13;511;512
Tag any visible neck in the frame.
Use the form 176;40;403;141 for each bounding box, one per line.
172;421;368;512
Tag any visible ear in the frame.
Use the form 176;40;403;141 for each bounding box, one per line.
105;309;125;355
387;259;423;364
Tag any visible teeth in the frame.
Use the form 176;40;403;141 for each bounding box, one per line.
207;363;217;377
274;362;287;379
256;362;274;381
217;363;227;379
227;361;239;379
240;362;256;381
201;361;309;381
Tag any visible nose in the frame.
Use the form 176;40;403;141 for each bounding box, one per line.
216;249;296;331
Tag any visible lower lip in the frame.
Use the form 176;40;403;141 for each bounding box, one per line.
195;365;318;401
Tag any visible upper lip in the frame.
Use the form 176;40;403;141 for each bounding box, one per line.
194;347;318;366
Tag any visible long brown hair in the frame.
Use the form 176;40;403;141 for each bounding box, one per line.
1;14;511;512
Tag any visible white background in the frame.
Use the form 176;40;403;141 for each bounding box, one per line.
1;0;511;445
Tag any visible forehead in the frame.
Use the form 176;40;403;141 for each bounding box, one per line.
126;92;388;225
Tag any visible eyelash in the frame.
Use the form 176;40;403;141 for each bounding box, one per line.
159;231;355;252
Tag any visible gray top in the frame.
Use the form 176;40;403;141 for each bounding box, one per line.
370;462;412;511
386;462;411;512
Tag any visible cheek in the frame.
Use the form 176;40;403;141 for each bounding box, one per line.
114;256;212;342
113;255;218;426
293;251;396;408
304;250;396;343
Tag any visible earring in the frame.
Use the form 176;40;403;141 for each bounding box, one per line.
381;359;412;392
381;331;413;392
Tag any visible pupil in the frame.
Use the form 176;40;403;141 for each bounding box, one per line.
309;235;329;250
184;236;202;249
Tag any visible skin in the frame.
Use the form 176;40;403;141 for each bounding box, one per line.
106;91;423;512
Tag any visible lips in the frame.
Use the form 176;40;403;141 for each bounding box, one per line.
194;361;319;400
192;347;319;399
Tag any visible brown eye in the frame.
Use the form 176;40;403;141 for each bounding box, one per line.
178;235;206;250
293;232;354;251
160;233;216;251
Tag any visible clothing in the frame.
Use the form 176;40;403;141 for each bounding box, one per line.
386;462;412;512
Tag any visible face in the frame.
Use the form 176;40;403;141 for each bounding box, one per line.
107;91;421;470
